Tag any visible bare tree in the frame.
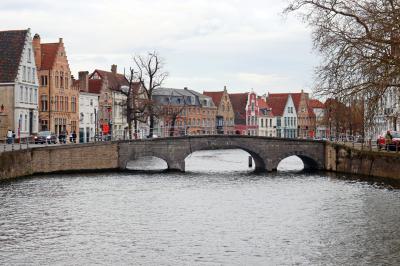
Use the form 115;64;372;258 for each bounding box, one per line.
284;0;400;125
131;52;168;138
118;68;148;139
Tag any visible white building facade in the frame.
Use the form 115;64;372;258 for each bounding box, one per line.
112;90;128;140
283;95;298;138
9;30;39;138
79;92;98;143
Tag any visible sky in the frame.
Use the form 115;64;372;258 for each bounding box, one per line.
0;0;320;95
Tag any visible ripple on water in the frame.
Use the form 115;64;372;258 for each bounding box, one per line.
0;150;399;265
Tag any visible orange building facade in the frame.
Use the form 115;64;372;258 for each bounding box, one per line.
33;35;79;136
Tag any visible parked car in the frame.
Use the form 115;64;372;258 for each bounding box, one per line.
377;130;400;151
34;131;57;144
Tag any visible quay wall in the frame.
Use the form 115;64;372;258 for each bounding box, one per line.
0;143;119;181
325;143;400;180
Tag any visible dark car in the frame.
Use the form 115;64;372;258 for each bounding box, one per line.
34;131;57;144
377;131;400;151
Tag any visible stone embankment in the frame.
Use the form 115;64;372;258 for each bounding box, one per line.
0;143;119;181
325;143;400;180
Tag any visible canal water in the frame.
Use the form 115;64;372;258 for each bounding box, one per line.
0;149;399;265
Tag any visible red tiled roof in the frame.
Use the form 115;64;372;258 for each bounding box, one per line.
91;69;129;90
0;29;27;83
40;43;59;70
266;95;288;116
268;93;302;112
309;99;325;109
257;97;269;109
229;93;248;125
88;79;102;94
203;91;223;106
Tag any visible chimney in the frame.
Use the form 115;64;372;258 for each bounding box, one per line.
78;71;89;92
32;33;41;69
224;85;227;91
111;64;117;74
59;37;63;43
184;87;188;90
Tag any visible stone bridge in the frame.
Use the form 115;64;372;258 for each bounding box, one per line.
119;135;326;172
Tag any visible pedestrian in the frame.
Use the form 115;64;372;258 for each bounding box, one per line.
385;130;393;150
6;129;12;144
72;131;77;143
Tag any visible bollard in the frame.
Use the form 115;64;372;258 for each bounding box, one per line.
248;156;253;168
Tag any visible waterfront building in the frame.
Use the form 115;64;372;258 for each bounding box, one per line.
203;86;235;134
268;91;315;138
266;94;297;138
257;97;276;137
366;88;400;140
309;99;327;139
32;34;79;136
153;87;217;136
88;65;129;140
78;91;98;143
0;29;39;138
229;91;259;135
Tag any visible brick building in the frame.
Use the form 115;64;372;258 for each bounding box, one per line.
229;91;259;135
33;34;79;136
203;86;235;134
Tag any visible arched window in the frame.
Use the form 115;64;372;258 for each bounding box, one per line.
55;71;59;88
60;72;64;88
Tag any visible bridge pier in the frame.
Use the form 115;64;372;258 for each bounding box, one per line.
167;160;185;172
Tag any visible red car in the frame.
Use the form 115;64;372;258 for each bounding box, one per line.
377;131;400;150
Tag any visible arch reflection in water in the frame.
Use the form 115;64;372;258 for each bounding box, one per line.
185;149;256;173
277;155;305;172
126;156;168;171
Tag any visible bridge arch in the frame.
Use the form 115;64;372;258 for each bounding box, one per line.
118;136;326;173
273;151;324;171
182;145;267;172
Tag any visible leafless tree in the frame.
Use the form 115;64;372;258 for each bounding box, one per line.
161;94;187;137
284;0;400;125
118;68;148;139
131;52;168;138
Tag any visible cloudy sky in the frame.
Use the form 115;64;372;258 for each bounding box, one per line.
1;0;320;94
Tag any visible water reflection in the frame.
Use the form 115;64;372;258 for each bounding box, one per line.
0;150;399;265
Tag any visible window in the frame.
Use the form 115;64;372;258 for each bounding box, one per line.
71;97;76;112
27;67;31;82
55;96;59;111
60;72;64;88
55;72;59;88
25;114;28;132
41;95;48;111
90;99;93;106
23;66;26;81
65;76;69;89
34;88;38;104
28;48;31;62
29;88;32;103
251;102;255;112
90;113;94;124
25;87;28;102
41;75;48;86
20;86;23;102
261;118;264;128
277;117;281;127
65;97;68;112
60;96;64;111
32;68;35;84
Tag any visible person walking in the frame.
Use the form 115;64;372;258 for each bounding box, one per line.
385;130;393;150
6;129;12;144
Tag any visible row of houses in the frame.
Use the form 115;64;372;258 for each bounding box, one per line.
6;28;383;142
